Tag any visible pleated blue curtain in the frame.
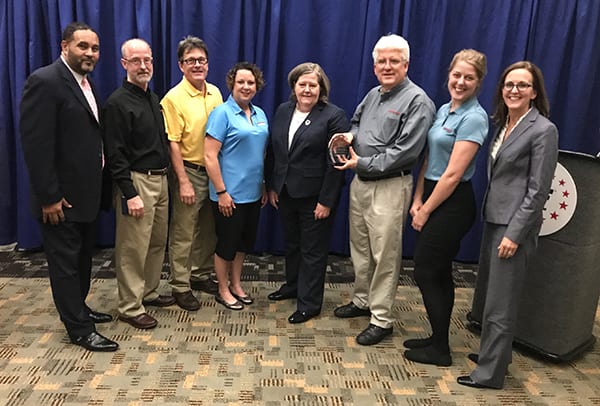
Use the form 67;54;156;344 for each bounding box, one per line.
2;0;599;261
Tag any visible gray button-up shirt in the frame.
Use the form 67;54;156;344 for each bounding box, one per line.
351;78;435;179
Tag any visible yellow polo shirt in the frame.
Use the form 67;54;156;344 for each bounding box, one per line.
161;77;223;165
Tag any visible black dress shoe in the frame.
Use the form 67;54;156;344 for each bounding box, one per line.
70;332;119;352
88;310;113;324
403;336;432;349
267;290;295;301
468;353;479;363
334;302;371;318
457;375;498;389
143;295;176;307
404;346;452;366
190;278;219;295
288;310;319;324
356;324;393;345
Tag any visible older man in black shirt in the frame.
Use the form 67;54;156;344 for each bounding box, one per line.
102;38;174;330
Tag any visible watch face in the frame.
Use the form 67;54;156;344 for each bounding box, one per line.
540;162;577;236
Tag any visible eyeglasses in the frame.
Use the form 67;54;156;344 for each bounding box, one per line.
182;57;208;66
122;57;153;67
375;58;406;67
503;81;532;91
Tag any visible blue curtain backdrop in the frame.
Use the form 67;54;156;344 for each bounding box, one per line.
1;0;599;261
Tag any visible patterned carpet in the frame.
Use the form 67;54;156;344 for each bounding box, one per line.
0;249;599;405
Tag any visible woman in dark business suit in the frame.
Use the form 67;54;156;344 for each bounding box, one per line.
265;62;350;324
457;62;558;389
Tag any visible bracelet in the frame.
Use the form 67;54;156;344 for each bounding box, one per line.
216;189;227;195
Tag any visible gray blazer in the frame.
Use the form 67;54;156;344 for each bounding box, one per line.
482;108;559;244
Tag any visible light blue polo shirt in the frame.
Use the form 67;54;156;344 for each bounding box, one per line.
424;97;488;181
206;95;269;203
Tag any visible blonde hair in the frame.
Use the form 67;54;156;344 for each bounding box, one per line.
448;49;487;81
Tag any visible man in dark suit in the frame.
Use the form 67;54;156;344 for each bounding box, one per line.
20;22;118;352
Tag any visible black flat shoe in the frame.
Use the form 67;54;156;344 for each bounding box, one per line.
403;336;433;349
457;375;498;389
230;289;254;305
288;310;318;324
267;290;295;301
70;332;119;352
468;353;479;364
356;324;393;345
404;346;452;366
88;310;113;324
215;294;244;310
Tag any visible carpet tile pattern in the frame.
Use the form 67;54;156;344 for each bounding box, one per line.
0;249;599;405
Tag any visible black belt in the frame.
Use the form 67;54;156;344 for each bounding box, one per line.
183;161;206;172
132;168;168;176
357;169;411;182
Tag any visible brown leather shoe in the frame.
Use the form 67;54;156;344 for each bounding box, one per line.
118;313;158;329
173;290;200;311
142;295;176;307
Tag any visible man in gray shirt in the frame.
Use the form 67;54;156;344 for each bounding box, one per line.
333;34;435;345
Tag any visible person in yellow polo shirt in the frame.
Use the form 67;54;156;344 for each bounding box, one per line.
161;36;223;311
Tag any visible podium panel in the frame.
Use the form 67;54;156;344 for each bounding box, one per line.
468;150;600;361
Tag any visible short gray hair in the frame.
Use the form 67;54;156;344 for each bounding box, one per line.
372;34;410;62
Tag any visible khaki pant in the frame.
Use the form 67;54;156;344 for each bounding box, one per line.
115;172;169;317
168;166;216;292
348;175;412;328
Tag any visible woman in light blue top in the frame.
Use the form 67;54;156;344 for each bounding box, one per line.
404;49;489;366
204;62;269;310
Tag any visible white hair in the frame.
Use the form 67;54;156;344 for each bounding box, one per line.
372;34;410;62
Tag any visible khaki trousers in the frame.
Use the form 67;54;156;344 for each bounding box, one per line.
115;172;169;317
349;175;412;328
168;166;216;292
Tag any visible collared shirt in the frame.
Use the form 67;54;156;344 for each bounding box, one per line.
350;78;435;178
160;77;223;165
490;107;532;160
425;97;488;181
205;95;269;203
102;79;170;199
60;55;85;89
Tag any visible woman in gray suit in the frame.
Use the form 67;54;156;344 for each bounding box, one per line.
457;61;559;389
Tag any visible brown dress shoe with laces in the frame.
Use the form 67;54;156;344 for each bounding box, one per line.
173;290;200;311
118;313;158;329
142;295;176;307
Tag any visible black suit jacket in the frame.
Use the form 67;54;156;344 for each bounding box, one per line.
265;101;350;208
20;59;103;222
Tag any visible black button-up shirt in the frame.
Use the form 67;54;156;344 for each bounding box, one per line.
102;79;169;199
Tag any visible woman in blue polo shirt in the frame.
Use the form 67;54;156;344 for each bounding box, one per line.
204;62;269;310
403;49;489;366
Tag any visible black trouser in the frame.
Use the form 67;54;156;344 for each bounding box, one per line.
413;180;476;352
278;187;335;314
41;220;97;338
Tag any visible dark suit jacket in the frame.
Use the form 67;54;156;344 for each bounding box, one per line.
265;101;350;208
20;59;103;222
483;108;559;243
